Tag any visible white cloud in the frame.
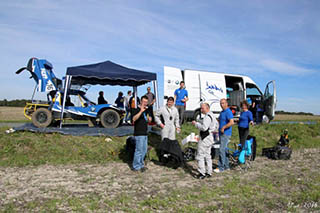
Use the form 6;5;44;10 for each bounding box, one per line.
260;59;316;76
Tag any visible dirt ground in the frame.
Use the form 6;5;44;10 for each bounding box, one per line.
0;148;319;212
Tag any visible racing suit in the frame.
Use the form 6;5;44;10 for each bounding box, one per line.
195;112;218;175
155;105;180;140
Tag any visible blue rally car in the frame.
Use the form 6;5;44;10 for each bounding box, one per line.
16;57;125;128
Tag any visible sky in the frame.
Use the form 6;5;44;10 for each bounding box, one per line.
0;0;319;114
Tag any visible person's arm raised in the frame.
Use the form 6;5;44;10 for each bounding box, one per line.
132;107;147;122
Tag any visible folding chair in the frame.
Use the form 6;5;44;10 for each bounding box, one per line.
227;136;256;171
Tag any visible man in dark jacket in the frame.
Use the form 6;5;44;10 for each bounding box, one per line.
98;91;108;104
131;95;151;172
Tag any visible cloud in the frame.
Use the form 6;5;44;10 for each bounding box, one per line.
260;59;317;76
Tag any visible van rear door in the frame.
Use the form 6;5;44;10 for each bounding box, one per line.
263;80;277;121
164;66;183;101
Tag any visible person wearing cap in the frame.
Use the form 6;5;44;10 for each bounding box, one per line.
155;97;180;140
174;81;188;125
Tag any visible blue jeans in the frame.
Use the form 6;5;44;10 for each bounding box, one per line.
125;106;131;122
132;135;148;170
218;134;231;171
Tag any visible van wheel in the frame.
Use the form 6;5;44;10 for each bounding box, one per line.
193;110;201;121
32;108;52;128
100;109;120;128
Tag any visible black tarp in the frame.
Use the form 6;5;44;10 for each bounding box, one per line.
66;60;157;86
13;123;160;137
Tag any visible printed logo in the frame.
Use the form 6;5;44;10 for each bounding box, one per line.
205;82;223;96
46;80;55;91
41;68;48;79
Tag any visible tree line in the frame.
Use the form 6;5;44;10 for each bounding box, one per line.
275;110;313;116
0;99;31;107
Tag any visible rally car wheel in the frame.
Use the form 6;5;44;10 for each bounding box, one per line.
32;108;52;128
100;109;120;128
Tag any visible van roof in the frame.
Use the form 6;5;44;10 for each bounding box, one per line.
183;69;256;84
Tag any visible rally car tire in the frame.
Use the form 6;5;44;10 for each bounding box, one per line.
100;109;120;128
32;108;52;128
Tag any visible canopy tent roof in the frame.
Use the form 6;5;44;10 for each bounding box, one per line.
66;60;157;86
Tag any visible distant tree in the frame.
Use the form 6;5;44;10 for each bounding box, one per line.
275;110;313;116
0;99;31;107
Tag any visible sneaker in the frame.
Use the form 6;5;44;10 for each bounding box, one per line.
140;167;148;173
205;173;212;178
195;173;206;179
213;168;221;173
131;168;140;173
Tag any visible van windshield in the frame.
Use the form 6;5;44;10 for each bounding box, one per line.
246;83;262;96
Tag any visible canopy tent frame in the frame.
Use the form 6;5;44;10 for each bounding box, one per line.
59;61;158;128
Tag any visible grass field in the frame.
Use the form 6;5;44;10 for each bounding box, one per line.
0;107;29;122
0;106;320;212
1;106;320;122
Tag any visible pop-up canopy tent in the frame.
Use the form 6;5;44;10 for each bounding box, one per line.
60;60;158;128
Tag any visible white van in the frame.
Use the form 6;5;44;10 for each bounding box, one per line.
164;66;277;123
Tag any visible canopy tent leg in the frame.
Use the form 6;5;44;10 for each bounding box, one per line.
59;75;72;128
133;86;138;108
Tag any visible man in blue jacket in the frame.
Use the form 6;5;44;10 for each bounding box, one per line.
174;81;188;125
214;98;234;173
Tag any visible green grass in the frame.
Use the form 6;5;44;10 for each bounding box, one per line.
0;122;319;167
0;120;31;123
1;120;320;212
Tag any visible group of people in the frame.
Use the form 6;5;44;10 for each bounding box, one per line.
104;81;254;178
194;99;254;179
97;87;157;124
131;81;189;172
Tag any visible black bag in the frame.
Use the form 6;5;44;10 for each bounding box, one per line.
158;138;184;168
277;146;292;160
126;136;136;161
262;146;292;160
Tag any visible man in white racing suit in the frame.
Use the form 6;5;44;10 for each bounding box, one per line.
155;97;180;140
192;103;218;179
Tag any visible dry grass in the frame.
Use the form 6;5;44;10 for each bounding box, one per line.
0;107;27;121
274;114;320;121
0;106;319;122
